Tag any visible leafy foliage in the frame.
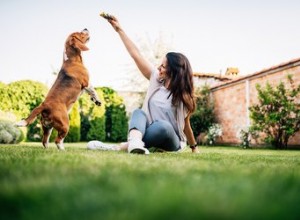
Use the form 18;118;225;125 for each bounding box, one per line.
236;126;258;149
101;87;128;142
0;120;24;144
249;75;300;149
190;85;215;139
64;101;81;142
0;80;48;142
108;103;128;142
86;89;106;141
206;123;222;145
0;80;48;119
78;92;94;141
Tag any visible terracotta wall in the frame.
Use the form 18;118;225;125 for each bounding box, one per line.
210;59;300;147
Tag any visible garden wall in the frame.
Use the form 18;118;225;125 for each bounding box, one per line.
210;57;300;147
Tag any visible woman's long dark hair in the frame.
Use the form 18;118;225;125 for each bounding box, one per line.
166;52;196;114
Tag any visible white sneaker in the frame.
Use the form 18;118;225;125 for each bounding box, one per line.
127;138;149;154
87;141;119;151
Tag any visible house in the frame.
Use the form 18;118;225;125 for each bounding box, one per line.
193;72;233;88
209;57;300;147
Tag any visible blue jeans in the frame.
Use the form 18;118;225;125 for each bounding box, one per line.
129;109;181;151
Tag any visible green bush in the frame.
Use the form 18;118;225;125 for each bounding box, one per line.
78;92;95;141
190;85;215;139
64;101;81;142
108;103;128;142
0;80;48;142
249;75;300;149
79;111;91;142
0;120;24;144
86;89;106;141
0;80;48;120
101;87;128;142
26;120;42;142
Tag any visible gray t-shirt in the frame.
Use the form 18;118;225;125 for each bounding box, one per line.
148;86;180;138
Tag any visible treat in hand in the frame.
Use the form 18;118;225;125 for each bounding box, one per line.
100;12;113;20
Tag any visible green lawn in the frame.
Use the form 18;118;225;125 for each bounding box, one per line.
0;143;299;220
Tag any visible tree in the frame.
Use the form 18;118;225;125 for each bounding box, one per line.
249;75;300;149
108;103;128;142
78;92;94;141
0;80;48;142
101;87;128;142
190;85;215;139
86;89;106;141
0;80;48;120
64;101;81;142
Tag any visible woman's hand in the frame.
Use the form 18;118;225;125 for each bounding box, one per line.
100;11;152;79
100;12;122;32
108;16;122;32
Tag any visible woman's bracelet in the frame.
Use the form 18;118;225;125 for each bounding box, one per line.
190;144;197;149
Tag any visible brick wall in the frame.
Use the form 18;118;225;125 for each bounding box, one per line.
210;58;300;147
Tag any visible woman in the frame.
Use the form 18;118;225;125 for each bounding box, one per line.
88;14;198;154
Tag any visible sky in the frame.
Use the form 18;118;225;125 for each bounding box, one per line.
1;0;300;90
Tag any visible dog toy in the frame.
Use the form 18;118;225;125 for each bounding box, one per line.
100;12;113;20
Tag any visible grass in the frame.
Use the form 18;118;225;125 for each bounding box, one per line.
0;143;300;220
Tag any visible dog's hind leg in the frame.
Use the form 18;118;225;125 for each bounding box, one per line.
42;126;53;149
55;125;68;151
56;139;65;151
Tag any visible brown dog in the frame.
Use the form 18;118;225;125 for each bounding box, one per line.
16;29;101;150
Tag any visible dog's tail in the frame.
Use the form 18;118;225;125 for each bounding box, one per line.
15;105;44;127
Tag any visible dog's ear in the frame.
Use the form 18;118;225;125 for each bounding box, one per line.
73;38;89;51
68;36;89;51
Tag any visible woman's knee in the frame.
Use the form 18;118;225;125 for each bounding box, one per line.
144;120;180;151
132;109;146;117
129;109;147;134
152;120;174;137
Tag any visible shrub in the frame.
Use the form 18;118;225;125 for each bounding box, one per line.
249;75;300;149
101;87;128;142
79;92;93;141
26;120;42;142
206;123;222;145
190;85;215;139
87;107;106;141
79;112;91;142
0;80;48;142
0;80;48;119
108;103;128;142
86;89;106;141
236;126;258;149
0;120;24;144
64;101;81;142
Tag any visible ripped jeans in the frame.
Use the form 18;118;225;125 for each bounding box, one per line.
129;109;181;151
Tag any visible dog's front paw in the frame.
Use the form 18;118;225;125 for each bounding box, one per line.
91;97;101;106
95;100;101;106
